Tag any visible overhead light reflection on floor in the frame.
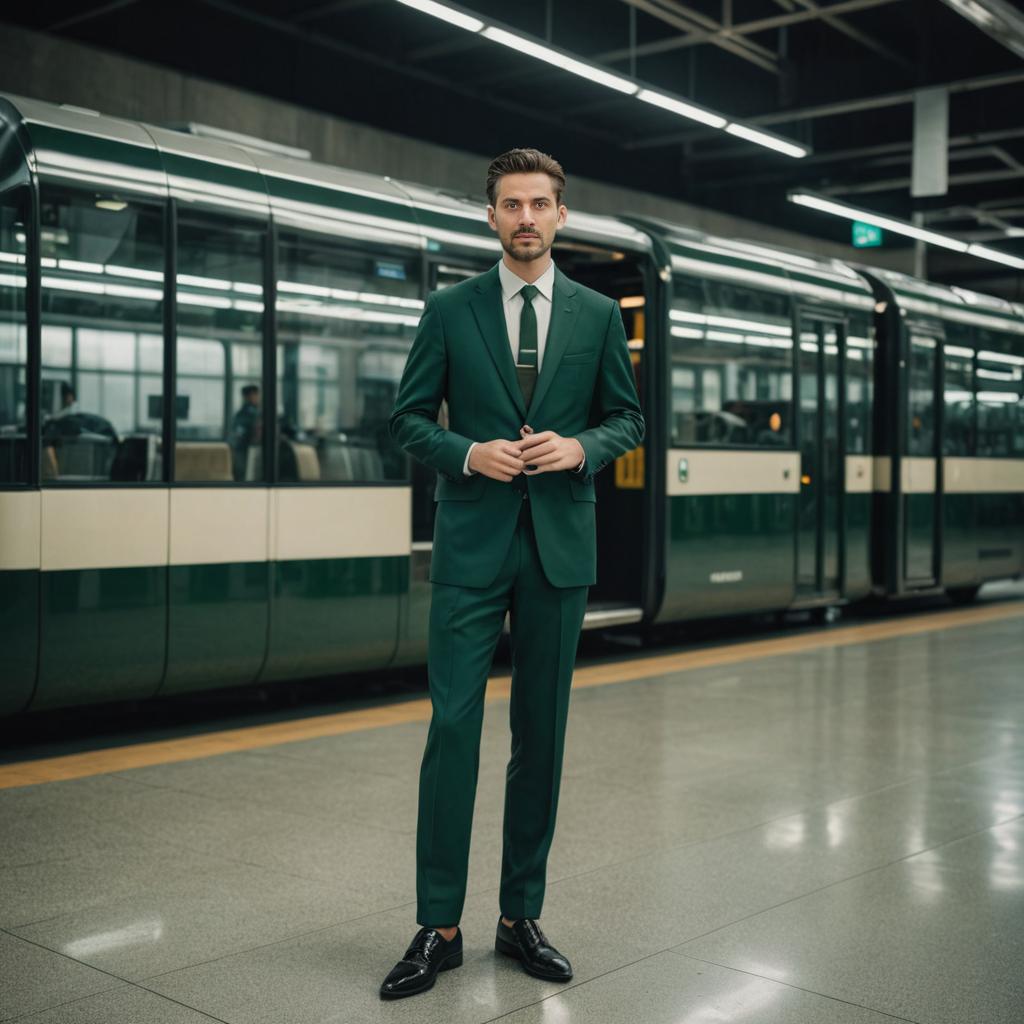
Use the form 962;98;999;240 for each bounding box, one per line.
63;916;164;958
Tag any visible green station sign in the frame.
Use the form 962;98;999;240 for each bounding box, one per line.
852;221;883;248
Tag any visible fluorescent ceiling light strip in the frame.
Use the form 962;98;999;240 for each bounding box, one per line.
966;244;1024;270
636;89;725;129
789;191;970;253
394;2;807;157
792;191;1024;267
725;123;808;159
481;26;637;94
394;0;484;32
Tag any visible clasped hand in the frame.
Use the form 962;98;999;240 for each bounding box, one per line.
468;425;584;483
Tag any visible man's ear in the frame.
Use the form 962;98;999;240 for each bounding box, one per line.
486;205;497;231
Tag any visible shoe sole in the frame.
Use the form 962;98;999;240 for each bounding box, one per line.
379;950;463;999
495;935;573;982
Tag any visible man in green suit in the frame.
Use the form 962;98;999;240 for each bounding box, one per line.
380;148;644;1000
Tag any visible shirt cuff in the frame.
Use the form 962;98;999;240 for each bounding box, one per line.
463;441;477;476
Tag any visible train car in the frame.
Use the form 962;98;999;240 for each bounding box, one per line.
0;93;1020;716
0;93;659;715
626;217;878;625
858;268;1024;602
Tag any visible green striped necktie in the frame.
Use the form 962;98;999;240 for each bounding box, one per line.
516;283;539;408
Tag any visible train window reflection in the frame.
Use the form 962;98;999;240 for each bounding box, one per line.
907;333;937;457
0;192;28;483
943;327;974;457
38;187;164;484
174;214;265;483
845;325;873;454
975;331;1024;457
670;275;793;447
276;234;421;482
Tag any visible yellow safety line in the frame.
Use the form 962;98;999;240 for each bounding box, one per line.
1;599;1021;790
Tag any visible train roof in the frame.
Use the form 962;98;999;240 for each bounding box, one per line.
858;265;1024;337
0;92;651;262
628;215;876;312
1;91;1019;337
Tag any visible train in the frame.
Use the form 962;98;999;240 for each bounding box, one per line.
0;93;1021;715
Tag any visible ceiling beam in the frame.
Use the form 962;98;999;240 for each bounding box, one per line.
598;0;903;62
782;0;913;71
618;0;781;76
192;0;624;146
48;0;140;32
624;68;1024;149
818;166;1024;196
685;126;1024;193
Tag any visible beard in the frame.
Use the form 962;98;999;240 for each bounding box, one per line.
501;230;551;263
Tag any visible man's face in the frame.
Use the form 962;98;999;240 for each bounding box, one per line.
487;172;567;263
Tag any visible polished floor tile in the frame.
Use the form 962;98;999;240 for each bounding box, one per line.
495;951;906;1024
9;984;222;1023
677;817;1024;1024
6;845;376;980
0;932;120;1021
3;602;1022;1023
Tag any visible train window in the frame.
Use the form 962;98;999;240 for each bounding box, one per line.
434;263;481;291
845;317;873;454
276;233;421;483
975;331;1024;457
943;327;974;457
907;333;937;457
0;192;28;483
175;213;265;483
670;275;793;447
38;186;164;484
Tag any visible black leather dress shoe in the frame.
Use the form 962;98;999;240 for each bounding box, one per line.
495;916;573;981
379;926;463;999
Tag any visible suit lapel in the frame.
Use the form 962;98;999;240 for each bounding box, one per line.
526;264;580;421
469;264;526;420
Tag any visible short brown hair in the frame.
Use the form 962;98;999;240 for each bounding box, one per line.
486;148;566;207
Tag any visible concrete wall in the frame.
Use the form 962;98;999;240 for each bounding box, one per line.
0;21;912;272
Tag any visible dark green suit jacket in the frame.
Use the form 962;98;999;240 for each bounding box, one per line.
389;261;644;589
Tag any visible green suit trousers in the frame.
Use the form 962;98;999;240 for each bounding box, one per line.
415;499;588;926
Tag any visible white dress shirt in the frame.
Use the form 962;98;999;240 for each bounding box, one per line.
463;259;585;475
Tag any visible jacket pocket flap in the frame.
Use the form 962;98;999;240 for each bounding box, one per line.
569;478;597;502
435;473;487;501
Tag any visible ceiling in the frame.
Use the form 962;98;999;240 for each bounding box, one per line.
5;0;1024;297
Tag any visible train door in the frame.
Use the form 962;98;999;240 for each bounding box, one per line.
555;248;648;630
902;325;942;586
796;313;845;601
0;185;37;714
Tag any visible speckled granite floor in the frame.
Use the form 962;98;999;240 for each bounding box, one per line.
2;592;1022;1023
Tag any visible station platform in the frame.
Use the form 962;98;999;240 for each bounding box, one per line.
2;590;1023;1024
